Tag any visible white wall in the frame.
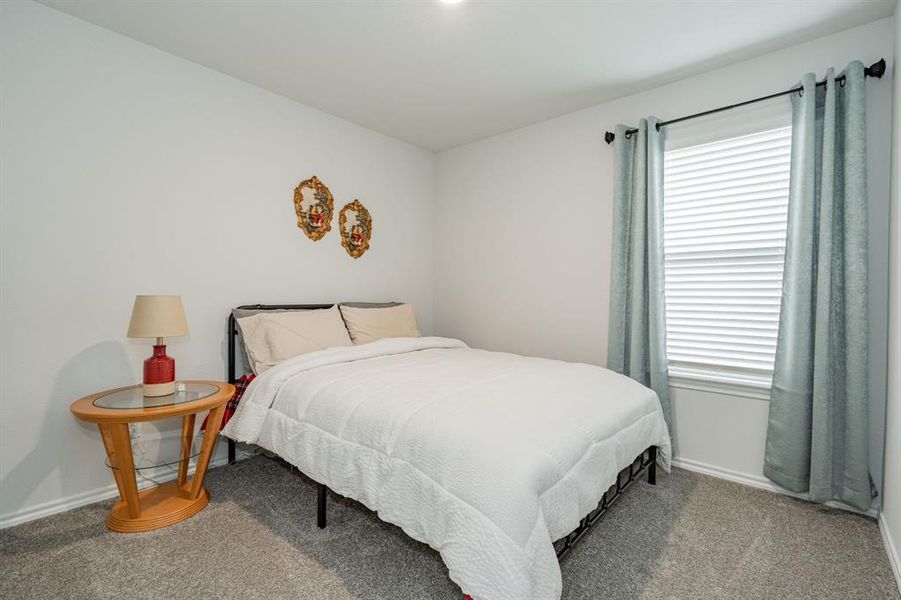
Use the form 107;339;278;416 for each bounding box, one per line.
0;1;435;525
434;18;894;501
1;1;895;530
879;10;901;586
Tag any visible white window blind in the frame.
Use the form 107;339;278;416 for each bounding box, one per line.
663;125;792;389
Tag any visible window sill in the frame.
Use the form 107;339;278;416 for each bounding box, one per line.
668;375;772;401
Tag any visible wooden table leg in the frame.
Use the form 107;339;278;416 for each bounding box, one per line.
177;414;196;487
189;405;225;500
108;423;141;519
98;424;127;501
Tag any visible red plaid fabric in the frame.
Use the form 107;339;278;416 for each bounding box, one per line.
202;374;255;431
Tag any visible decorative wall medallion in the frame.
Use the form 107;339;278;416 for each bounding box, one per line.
293;176;334;241
339;199;372;259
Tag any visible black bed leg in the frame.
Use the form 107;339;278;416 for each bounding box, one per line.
228;439;236;464
648;446;657;485
317;483;327;528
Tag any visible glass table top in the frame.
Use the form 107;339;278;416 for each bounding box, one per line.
106;429;207;472
93;382;220;409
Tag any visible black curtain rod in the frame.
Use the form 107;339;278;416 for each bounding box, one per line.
604;58;886;145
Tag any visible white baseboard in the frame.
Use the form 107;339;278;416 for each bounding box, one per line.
2;451;879;529
879;513;901;595
670;456;879;518
0;449;251;530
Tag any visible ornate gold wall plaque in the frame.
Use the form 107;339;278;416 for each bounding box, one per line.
294;176;334;241
339;199;372;259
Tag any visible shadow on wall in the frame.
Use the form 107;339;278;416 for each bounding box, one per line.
1;341;133;527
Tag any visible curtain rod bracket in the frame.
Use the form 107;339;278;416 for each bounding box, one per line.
866;58;886;79
604;57;886;145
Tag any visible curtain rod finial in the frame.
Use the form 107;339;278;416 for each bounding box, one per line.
604;131;615;145
867;58;886;79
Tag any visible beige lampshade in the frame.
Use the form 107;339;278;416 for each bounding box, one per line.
127;295;189;339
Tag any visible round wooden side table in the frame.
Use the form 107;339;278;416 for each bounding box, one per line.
70;380;235;533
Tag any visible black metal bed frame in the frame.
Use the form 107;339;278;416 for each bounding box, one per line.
555;445;656;559
224;303;658;560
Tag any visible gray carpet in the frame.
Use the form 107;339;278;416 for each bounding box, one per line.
1;456;897;599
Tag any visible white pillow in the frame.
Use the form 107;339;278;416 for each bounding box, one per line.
237;306;352;373
339;304;421;345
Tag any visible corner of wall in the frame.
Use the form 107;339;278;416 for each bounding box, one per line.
880;7;901;596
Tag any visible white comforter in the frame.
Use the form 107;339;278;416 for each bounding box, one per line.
223;337;671;600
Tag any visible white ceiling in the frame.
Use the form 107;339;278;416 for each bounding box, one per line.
39;0;895;152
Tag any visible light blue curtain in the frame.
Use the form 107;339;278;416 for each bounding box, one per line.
764;62;871;511
607;118;672;432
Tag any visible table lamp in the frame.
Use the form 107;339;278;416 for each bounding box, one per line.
127;295;189;397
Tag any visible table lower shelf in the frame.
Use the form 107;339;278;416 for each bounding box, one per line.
107;481;209;533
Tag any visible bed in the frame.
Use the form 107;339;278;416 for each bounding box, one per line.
221;304;671;600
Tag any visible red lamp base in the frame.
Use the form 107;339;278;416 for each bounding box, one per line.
144;344;175;397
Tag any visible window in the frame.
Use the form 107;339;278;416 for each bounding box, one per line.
663;122;792;391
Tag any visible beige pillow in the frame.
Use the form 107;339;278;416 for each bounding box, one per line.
339;304;421;345
237;306;352;373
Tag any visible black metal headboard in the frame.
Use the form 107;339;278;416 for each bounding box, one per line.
227;303;334;384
